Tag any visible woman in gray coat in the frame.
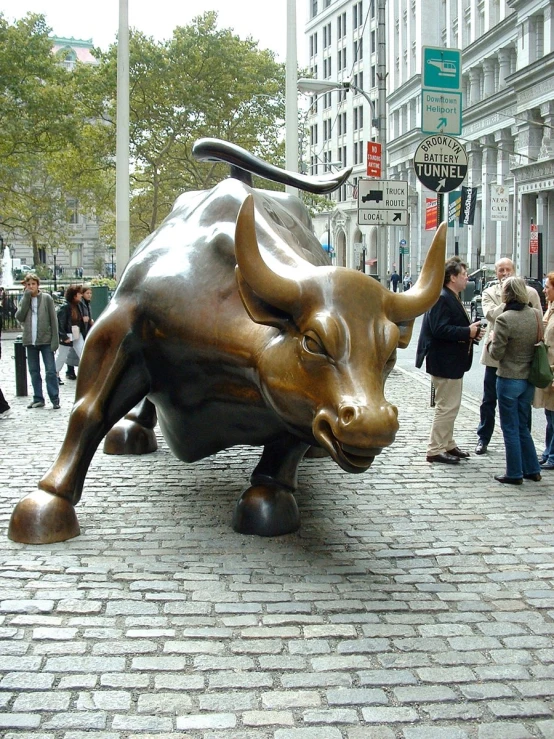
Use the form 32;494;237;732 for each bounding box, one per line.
488;276;542;484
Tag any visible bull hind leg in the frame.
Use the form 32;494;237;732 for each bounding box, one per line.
8;308;151;544
103;398;158;455
233;436;309;537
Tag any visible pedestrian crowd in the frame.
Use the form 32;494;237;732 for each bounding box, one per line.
0;273;94;418
417;255;554;486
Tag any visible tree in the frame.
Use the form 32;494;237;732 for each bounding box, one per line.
0;13;88;266
75;12;286;248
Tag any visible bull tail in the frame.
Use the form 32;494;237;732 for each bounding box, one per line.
192;138;352;195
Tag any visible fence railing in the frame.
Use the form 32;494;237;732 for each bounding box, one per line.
1;288;64;332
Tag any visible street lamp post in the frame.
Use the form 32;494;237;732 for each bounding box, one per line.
298;76;385;279
53;251;57;292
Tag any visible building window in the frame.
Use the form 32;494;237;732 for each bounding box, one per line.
311;0;318;19
353;1;363;30
309;33;318;57
325;0;331;6
70;245;83;268
354;141;364;165
371;30;376;55
371;65;376;88
323;22;331;48
354;38;363;62
323;56;332;78
338;48;346;71
323;119;332;141
353;71;364;91
310;124;318;145
337;11;347;38
354;105;364;130
337;111;347;136
67;198;79;224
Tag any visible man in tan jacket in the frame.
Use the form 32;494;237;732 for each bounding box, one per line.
475;258;542;454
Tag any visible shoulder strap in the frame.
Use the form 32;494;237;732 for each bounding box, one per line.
534;309;544;342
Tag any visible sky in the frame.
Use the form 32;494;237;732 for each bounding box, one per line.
1;0;308;63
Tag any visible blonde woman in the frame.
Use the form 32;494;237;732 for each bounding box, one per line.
488;276;542;484
533;272;554;470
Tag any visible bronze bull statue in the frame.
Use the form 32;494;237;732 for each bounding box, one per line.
8;139;446;543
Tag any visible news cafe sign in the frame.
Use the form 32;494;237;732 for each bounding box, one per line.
490;183;509;222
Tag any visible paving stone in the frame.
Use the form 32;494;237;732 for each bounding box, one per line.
242;711;294;726
477;723;534;738
175;713;236;730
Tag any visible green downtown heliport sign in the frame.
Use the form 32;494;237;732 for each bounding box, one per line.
423;46;462;92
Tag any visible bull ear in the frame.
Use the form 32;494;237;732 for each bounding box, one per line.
236;267;292;328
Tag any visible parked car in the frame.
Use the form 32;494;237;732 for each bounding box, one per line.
469;277;546;322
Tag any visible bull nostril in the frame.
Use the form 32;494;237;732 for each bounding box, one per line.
339;406;356;425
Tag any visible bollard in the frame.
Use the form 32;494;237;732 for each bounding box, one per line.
14;336;28;396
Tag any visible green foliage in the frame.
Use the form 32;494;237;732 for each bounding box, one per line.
75;12;286;248
90;276;116;289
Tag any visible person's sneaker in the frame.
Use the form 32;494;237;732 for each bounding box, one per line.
57;375;64;385
27;400;45;409
52;401;61;410
0;409;12;419
66;371;77;380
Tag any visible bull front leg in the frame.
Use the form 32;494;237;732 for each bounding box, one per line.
8;308;151;544
233;435;309;537
103;398;158;455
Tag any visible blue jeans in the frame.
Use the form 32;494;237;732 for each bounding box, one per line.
542;409;554;464
496;377;540;479
26;344;59;404
477;366;497;444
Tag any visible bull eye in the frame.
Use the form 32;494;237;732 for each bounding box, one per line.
303;333;327;356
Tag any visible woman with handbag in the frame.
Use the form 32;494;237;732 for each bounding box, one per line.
55;285;86;377
488;276;542;485
533;272;554;470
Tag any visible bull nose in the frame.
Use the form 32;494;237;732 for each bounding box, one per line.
338;402;398;429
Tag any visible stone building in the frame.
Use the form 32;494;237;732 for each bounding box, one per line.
304;0;554;281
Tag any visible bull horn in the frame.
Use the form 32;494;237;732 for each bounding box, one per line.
235;194;303;313
386;222;447;323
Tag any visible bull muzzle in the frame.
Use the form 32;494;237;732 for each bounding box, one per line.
312;401;399;474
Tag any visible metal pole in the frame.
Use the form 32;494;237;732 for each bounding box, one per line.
377;0;387;284
53;254;57;292
285;0;298;195
116;0;130;281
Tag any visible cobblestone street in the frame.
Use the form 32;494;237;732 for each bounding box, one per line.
1;335;554;738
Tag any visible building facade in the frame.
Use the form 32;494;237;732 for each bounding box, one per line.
304;0;554;282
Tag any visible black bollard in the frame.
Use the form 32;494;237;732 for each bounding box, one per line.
14;336;28;396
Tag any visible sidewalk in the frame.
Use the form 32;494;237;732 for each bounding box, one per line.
1;334;554;738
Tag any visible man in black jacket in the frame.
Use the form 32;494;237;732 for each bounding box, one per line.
416;258;484;464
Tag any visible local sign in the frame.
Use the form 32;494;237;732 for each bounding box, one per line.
358;180;408;226
413;134;468;192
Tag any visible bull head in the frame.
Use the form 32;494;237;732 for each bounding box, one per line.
234;195;446;472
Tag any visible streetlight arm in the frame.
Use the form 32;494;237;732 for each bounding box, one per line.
298;78;378;130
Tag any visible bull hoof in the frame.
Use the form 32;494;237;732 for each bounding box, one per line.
103;420;158;455
8;491;80;544
232;484;300;537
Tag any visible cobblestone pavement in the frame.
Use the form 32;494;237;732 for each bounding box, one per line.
1;335;554;739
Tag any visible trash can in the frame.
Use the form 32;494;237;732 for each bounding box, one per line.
14;336;28;397
90;285;110;321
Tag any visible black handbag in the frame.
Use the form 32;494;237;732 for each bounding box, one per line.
529;311;554;389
